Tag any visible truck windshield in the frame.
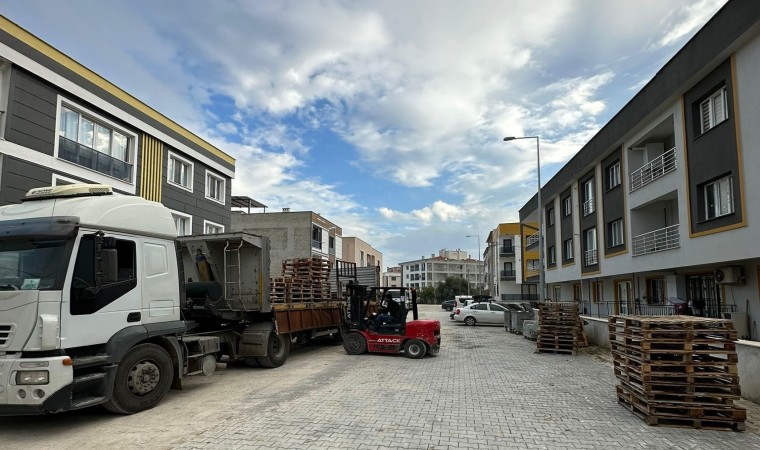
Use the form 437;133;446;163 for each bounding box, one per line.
0;238;72;291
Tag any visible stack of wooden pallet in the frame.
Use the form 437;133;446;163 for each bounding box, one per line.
270;258;332;303
536;303;580;355
609;315;746;431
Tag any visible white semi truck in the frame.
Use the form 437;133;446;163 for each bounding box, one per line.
0;184;345;415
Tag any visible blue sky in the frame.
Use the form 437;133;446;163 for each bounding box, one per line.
2;0;727;267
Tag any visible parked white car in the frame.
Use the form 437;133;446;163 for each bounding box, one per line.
453;303;508;326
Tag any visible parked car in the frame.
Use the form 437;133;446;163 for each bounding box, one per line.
493;301;533;314
441;299;457;311
453;302;509;326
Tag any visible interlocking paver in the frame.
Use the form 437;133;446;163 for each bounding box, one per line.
178;306;760;449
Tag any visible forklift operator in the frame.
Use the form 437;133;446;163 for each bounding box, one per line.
373;292;400;329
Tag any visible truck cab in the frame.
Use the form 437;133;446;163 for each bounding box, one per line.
0;184;191;415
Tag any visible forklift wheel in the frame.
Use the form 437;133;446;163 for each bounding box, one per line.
427;345;440;356
404;339;427;359
343;332;367;355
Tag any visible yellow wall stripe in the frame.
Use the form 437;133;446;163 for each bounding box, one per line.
139;134;163;202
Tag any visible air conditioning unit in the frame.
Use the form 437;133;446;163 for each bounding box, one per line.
715;266;744;284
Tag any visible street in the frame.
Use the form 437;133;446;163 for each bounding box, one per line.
2;305;760;449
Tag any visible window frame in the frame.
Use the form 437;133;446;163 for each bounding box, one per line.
563;238;573;261
607;161;621;191
203;220;225;234
55;97;138;185
699;86;728;135
169;210;193;236
205;170;226;205
546;207;555;227
548;245;556;265
703;175;734;221
608;219;624;248
562;196;572;218
167;151;194;192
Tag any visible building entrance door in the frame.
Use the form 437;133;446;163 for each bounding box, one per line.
687;274;721;317
615;280;633;315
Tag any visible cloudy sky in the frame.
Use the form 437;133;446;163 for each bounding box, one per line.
3;0;727;267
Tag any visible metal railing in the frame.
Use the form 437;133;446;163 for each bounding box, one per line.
580;300;736;319
632;224;680;256
502;293;538;301
58;136;132;181
526;232;539;247
582;198;595;216
629;147;677;192
584;249;597;266
500;270;516;279
500;246;515;255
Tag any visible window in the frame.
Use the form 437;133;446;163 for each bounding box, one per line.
582;179;595;216
489;304;505;312
562;196;572;217
591;281;603;304
71;234;137;315
203;220;224;234
471;303;487;311
206;170;225;204
171;212;192;236
548;246;556;264
527;259;540;271
647;278;665;305
704;175;733;220
699;86;728;134
329;236;335;250
167;152;193;191
57;102;135;182
608;219;624;248
546;207;555;227
607;161;621;190
573;284;581;302
312;225;322;248
584;227;597;266
563;238;573;261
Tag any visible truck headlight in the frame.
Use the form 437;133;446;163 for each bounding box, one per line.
16;370;49;385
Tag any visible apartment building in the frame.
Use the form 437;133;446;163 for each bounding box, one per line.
341;236;382;269
517;1;760;339
484;223;538;301
382;266;402;287
400;249;483;291
0;16;235;234
231;210;342;277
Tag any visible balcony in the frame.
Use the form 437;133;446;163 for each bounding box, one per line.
632;224;680;256
581;300;736;319
58;136;132;182
500;270;516;280
526;232;539;248
312;240;322;249
629;147;677;192
500;246;515;255
582;198;595;216
584;249;597;266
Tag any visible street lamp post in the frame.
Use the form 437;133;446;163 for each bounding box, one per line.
503;136;544;303
466;234;481;294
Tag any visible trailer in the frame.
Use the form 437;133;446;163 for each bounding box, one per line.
0;184;343;415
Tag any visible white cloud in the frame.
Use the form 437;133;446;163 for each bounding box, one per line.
653;0;729;48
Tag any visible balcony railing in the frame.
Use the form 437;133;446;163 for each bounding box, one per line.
500;246;515;255
58;136;132;182
582;198;595;216
312;239;322;249
580;300;736;319
584;249;597;266
525;268;539;278
632;224;680;256
526;232;539;248
500;270;516;279
629;147;677;192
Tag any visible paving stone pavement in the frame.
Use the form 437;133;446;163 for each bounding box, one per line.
179;306;760;449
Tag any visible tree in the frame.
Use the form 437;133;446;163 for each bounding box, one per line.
434;276;471;303
418;286;436;304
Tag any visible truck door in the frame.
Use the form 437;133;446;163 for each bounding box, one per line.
140;240;180;323
61;232;141;348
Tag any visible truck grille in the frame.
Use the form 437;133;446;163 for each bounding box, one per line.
0;324;15;348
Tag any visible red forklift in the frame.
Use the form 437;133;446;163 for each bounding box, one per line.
340;283;441;358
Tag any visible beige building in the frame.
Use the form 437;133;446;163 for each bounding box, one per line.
382;267;402;287
341;236;382;268
400;249;483;291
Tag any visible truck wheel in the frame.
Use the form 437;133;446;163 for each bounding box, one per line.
256;333;291;368
103;343;173;414
404;339;427;359
343;332;366;355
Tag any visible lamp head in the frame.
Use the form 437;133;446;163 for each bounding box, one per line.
503;137;516;141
